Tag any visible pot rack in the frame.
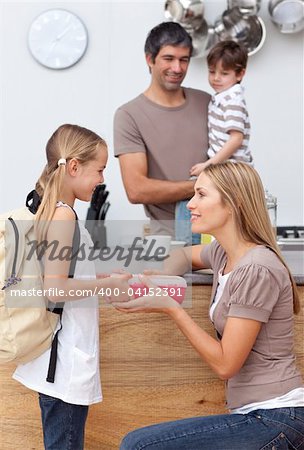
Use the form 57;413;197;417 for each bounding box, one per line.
164;0;304;57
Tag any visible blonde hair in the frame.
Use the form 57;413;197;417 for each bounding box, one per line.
204;162;300;314
35;124;107;241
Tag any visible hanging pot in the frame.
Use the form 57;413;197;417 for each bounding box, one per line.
214;7;266;55
268;0;304;33
164;0;205;31
191;23;219;57
227;0;262;15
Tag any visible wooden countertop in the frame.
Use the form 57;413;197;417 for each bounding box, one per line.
1;285;303;449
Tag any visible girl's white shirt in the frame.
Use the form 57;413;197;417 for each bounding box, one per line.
13;202;102;405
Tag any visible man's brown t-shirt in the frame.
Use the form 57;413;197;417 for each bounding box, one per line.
114;88;210;234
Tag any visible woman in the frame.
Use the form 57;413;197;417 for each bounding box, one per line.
114;162;304;449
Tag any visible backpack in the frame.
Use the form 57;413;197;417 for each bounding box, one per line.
0;191;79;382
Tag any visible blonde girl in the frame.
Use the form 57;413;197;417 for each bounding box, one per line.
13;124;131;450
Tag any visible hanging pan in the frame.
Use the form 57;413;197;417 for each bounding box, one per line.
227;0;262;16
164;0;205;31
268;0;304;33
214;7;266;55
191;23;219;58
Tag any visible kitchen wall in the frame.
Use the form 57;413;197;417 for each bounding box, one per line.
0;0;303;226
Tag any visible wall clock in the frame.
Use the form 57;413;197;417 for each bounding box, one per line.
28;9;88;69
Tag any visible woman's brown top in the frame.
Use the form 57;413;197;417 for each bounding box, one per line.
201;241;303;410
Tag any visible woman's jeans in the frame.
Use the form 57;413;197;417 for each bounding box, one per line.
39;393;89;450
120;407;304;450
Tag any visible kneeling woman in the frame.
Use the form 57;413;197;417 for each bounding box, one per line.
115;162;304;450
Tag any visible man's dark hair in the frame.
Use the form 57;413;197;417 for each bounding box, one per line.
144;22;193;62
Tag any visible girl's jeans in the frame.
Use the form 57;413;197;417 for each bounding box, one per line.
39;393;89;450
120;407;304;450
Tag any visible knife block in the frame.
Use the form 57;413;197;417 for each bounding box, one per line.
87;220;107;249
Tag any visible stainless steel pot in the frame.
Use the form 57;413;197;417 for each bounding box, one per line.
214;7;266;55
191;23;219;57
227;0;261;16
268;0;304;33
164;0;205;31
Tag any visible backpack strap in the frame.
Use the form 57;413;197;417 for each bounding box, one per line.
46;208;80;383
1;218;22;290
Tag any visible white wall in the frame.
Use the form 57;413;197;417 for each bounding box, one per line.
0;1;303;226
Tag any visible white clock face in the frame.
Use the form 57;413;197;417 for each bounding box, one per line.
28;9;88;69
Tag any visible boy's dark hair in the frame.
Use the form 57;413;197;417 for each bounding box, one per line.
207;40;248;74
144;22;193;62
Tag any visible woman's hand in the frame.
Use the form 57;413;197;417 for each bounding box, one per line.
112;275;180;314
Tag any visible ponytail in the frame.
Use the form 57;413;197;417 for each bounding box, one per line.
35;163;66;242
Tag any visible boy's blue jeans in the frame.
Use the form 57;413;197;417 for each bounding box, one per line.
175;200;201;245
120;407;304;449
39;393;89;450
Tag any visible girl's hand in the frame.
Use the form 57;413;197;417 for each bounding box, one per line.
142;269;163;276
103;273;132;303
111;269;132;277
96;273;111;279
113;275;180;314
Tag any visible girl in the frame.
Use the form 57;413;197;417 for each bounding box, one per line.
115;162;304;449
13;124;131;450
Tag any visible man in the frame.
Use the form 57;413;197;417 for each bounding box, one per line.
114;22;210;237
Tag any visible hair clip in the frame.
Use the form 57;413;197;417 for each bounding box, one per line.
58;158;66;166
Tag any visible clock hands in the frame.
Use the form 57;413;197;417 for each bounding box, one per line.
49;25;73;53
55;25;73;41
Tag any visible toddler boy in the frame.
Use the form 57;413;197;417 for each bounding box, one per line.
175;40;252;244
191;40;253;176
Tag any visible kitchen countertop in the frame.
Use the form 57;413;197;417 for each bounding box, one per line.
94;245;303;286
184;249;304;286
